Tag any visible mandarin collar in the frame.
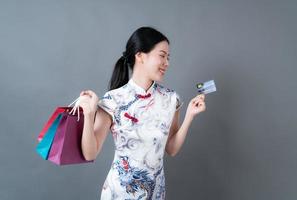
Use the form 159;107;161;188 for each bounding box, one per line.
128;78;156;96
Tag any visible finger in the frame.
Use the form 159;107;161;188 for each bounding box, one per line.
193;99;201;106
195;102;201;107
80;96;91;102
80;89;91;94
81;91;93;98
192;98;199;104
192;97;203;106
193;96;204;102
196;94;205;100
85;90;98;99
80;90;89;96
193;98;205;105
193;95;202;101
198;102;205;107
84;90;95;95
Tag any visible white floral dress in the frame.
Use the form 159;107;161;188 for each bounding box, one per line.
97;78;183;200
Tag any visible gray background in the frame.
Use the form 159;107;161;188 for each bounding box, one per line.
0;0;296;199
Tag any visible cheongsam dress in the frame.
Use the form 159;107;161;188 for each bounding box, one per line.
97;78;183;200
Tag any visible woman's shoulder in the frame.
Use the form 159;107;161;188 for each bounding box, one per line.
155;82;183;110
155;82;177;95
100;83;129;100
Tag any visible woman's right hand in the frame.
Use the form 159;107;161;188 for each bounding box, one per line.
78;90;99;116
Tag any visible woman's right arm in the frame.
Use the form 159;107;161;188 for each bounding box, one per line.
79;90;112;161
81;108;112;161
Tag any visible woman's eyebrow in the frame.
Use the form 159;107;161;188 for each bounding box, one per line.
160;50;170;56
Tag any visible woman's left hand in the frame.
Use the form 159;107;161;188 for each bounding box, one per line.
185;94;206;119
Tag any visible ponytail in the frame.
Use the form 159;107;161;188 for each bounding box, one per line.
108;53;130;90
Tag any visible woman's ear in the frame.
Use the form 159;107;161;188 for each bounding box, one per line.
135;52;144;64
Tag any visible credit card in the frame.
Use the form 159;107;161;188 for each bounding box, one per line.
196;80;217;95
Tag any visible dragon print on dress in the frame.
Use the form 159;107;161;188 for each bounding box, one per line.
113;156;163;199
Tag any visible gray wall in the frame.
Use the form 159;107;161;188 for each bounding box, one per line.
1;0;296;199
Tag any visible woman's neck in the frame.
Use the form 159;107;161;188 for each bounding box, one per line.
131;74;153;93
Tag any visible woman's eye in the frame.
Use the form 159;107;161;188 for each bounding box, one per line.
160;55;169;61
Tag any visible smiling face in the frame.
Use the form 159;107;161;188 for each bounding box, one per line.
141;40;170;82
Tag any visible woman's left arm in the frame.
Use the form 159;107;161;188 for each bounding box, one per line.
165;94;206;157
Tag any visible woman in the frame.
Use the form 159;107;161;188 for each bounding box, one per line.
78;26;206;199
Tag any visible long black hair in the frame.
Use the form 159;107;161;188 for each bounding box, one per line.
108;26;170;90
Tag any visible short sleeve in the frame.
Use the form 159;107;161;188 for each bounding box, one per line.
175;91;184;111
97;92;117;123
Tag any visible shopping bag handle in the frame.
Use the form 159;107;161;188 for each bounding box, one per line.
68;97;82;121
68;96;80;107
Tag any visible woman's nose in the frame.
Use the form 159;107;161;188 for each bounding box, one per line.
164;59;169;67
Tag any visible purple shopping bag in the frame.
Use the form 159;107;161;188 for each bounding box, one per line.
47;107;94;165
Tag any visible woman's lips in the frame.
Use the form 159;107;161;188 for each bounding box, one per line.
159;68;166;75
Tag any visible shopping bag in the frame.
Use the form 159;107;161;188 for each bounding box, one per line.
37;107;67;142
45;97;94;165
36;97;94;165
36;113;63;159
47;107;93;165
37;96;82;142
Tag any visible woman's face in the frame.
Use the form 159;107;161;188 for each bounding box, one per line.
143;41;170;81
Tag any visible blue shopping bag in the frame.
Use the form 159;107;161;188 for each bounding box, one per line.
36;114;63;160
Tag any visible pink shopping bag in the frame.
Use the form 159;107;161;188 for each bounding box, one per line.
47;104;94;165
